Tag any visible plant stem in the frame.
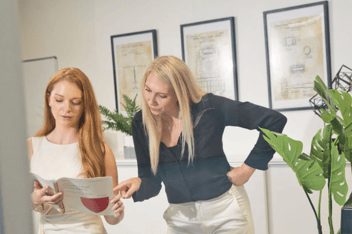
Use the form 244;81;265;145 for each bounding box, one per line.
328;180;334;234
304;190;323;234
328;128;334;234
318;189;322;221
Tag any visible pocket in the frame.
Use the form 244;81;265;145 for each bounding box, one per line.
228;187;247;221
229;185;255;233
163;204;173;221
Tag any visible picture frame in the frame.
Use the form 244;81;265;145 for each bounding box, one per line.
111;30;158;112
181;17;238;101
263;1;331;111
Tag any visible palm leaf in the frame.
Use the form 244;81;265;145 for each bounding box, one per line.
99;94;140;136
121;94;140;119
260;127;326;191
329;144;348;205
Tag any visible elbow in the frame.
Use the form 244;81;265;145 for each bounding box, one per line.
279;112;287;126
104;211;124;225
276;112;287;132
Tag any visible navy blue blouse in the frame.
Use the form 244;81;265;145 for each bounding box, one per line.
132;93;287;204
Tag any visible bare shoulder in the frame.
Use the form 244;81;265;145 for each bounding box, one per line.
104;142;116;165
103;142;118;185
27;138;34;162
104;142;113;156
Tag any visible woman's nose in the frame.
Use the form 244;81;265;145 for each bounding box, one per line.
64;101;72;112
147;95;157;106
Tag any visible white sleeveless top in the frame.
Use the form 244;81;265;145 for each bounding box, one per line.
30;136;107;234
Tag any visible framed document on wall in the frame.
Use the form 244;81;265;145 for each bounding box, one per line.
181;17;238;100
111;30;158;112
263;1;331;111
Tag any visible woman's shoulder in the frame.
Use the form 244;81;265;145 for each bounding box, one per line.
132;110;145;133
132;110;143;124
28;136;45;161
194;93;226;109
30;136;45;147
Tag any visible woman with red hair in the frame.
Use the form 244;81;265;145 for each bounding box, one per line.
28;68;124;233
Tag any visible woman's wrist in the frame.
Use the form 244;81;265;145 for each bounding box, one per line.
135;177;142;184
31;192;42;205
242;163;256;175
32;203;44;213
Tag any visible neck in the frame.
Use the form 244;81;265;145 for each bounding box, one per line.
161;114;181;131
47;125;79;145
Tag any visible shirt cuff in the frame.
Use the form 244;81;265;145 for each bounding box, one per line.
244;147;275;170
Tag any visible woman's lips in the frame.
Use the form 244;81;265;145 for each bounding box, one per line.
62;116;72;119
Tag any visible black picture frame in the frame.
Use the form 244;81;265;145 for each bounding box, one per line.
111;30;158;112
181;17;238;101
263;1;331;111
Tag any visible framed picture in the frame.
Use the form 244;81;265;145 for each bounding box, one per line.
111;30;158;112
263;1;331;111
181;17;238;100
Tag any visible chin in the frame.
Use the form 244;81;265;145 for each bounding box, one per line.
149;109;160;115
58;120;78;128
151;112;160;116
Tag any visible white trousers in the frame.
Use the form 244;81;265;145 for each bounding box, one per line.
163;185;254;234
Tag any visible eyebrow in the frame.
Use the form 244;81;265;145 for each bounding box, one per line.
54;94;82;100
144;84;168;95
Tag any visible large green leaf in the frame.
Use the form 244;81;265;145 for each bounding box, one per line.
314;76;335;109
260;128;326;191
314;76;337;123
345;123;352;162
328;88;352;162
310;124;332;178
314;77;349;160
329;89;352;127
329;144;348;206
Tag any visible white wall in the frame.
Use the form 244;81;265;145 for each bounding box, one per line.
17;0;352;233
0;0;33;233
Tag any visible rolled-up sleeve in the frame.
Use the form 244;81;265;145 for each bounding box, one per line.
215;96;287;170
131;112;162;202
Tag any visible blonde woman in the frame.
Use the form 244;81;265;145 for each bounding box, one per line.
28;68;124;233
115;56;287;233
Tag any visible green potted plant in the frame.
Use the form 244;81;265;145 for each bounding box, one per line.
99;94;140;158
260;76;352;234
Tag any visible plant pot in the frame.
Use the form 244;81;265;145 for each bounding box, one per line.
123;135;136;159
341;204;352;234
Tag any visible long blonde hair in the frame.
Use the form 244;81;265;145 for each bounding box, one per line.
34;68;105;178
141;56;206;174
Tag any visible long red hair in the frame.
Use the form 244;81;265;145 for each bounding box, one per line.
34;68;105;178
